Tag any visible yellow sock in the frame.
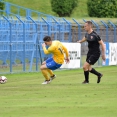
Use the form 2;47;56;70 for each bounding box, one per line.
46;69;54;76
41;69;50;81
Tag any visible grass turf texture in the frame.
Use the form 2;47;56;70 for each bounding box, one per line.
0;66;117;117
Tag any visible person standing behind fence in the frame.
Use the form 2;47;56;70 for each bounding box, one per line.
77;21;106;84
40;36;70;84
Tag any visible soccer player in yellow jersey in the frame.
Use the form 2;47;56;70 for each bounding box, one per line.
40;36;70;84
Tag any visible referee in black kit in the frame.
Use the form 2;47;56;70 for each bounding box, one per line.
78;21;106;84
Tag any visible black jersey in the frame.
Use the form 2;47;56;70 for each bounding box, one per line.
85;31;101;54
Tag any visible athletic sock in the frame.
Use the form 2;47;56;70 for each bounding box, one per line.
84;71;89;82
41;69;50;81
89;68;101;76
46;69;54;76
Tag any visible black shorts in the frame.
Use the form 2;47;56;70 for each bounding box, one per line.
86;53;100;65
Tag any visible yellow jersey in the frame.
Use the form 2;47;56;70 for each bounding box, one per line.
43;41;69;64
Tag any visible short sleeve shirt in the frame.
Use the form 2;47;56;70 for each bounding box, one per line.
85;31;101;54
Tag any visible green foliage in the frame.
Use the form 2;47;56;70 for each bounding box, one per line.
0;1;4;15
51;0;78;17
87;0;117;18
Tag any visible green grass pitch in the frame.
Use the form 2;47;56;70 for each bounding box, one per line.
0;66;117;117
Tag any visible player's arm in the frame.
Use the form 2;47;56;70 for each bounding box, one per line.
42;43;51;54
77;37;86;43
98;40;106;61
62;44;70;63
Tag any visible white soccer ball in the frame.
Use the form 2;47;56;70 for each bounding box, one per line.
0;76;7;84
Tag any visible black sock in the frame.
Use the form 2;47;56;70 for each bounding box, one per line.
84;71;89;82
90;68;101;76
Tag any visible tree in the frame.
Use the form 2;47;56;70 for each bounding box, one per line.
87;0;117;18
0;1;5;15
51;0;78;17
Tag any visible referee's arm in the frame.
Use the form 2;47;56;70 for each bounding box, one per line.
77;37;86;43
98;40;106;61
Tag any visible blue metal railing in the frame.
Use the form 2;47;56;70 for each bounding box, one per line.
2;16;12;72
63;18;71;42
0;0;117;73
4;2;51;19
108;20;116;43
51;16;61;40
100;20;109;42
72;18;82;40
16;16;26;71
91;20;100;34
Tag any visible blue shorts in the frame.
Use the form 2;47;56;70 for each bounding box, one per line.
46;57;62;70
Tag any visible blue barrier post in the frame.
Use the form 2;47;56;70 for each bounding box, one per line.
57;18;66;41
72;18;82;40
101;20;109;42
51;16;61;40
27;17;37;71
26;9;31;19
108;20;116;42
28;16;42;71
83;19;86;22
5;2;10;17
3;16;12;72
17;6;20;17
72;19;82;67
16;16;26;71
42;17;51;36
63;18;71;42
27;19;37;41
91;20;100;34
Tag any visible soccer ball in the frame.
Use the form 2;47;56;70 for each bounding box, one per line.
0;76;7;84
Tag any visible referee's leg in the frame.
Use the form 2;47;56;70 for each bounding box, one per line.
82;62;90;84
88;55;103;83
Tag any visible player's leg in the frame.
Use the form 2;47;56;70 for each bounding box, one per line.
46;69;56;79
40;59;53;84
46;58;62;80
40;57;62;84
40;57;55;82
46;57;55;78
42;61;46;65
40;61;50;82
88;55;103;83
40;58;57;84
82;54;91;84
89;68;102;76
89;68;103;83
40;64;51;84
82;62;90;84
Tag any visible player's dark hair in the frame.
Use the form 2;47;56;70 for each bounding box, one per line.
43;36;52;42
86;21;93;26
